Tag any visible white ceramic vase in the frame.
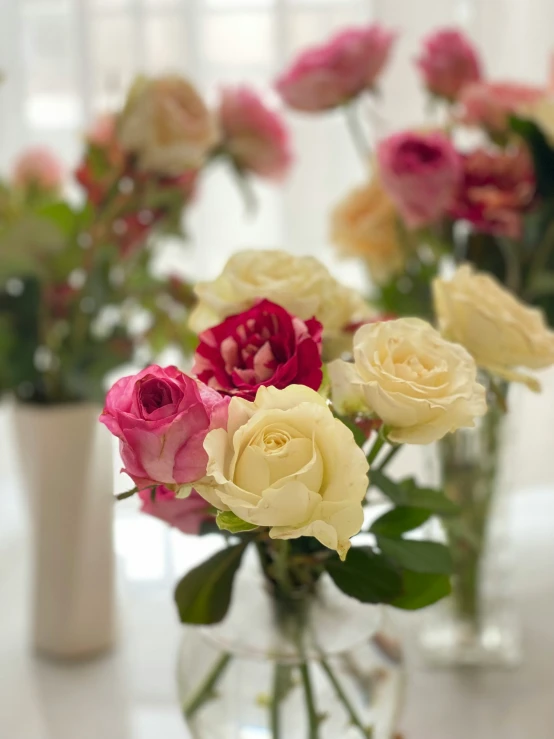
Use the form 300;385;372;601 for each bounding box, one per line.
14;402;116;660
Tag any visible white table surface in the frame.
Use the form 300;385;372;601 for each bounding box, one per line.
1;389;554;739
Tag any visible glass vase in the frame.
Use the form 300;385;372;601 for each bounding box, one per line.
421;390;521;667
178;551;405;739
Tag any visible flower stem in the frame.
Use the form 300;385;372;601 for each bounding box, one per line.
183;652;232;721
366;433;386;467
344;102;370;164
270;663;287;739
299;660;320;739
320;657;372;737
375;444;402;473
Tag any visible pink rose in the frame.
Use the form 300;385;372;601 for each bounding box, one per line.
218;86;292;181
139;486;214;536
86;114;118;148
377;131;462;228
12;146;64;193
458;82;544;133
449;147;536;238
416;28;482;101
100;365;229;487
192;299;323;401
275;24;396;112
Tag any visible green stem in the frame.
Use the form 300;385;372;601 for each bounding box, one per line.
299;661;320;739
274;539;294;596
270;663;285;739
523;220;554;301
183;652;232;721
344;102;370;164
320;657;371;738
366;433;386;467
375;444;401;473
498;237;521;295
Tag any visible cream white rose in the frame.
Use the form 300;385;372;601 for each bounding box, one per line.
433;264;554;390
197;385;369;559
329;318;487;444
118;75;219;175
189;249;373;345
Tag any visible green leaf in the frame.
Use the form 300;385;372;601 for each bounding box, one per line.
377;536;453;575
509;116;554;198
174;543;247;625
370;506;431;537
325;547;403;604
371;470;458;516
35;201;77;237
391;571;451;610
216;511;258;534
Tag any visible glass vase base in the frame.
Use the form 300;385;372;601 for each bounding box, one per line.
420;615;521;668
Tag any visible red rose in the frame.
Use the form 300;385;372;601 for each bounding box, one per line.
192;299;323;400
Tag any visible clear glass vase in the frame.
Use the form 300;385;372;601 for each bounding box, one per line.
421;389;521;667
178;551;405;739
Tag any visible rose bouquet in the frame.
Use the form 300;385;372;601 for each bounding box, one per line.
101;249;487;737
0;74;292;404
277;22;554;667
0;73;292;660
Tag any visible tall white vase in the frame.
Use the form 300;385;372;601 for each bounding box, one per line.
14;402;116;660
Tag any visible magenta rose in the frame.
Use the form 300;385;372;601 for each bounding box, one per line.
138;486;214;536
449;147;536;238
377;131;462;228
275;24;396;113
218;86;292;181
416;28;482;101
192;300;323;401
100;365;229;487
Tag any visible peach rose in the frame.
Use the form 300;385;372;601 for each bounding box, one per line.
331;176;406;284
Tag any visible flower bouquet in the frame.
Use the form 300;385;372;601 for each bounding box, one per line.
277;23;554;665
0;71;292;659
101;249;488;737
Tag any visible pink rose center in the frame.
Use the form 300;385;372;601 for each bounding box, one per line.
137;377;184;421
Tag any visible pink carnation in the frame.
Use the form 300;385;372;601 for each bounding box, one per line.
139;486;214;536
449;147;536;239
275;24;396;112
12;146;64;192
416;28;482;101
218;86;292;180
377;131;462;228
100;365;229;488
458;82;544;133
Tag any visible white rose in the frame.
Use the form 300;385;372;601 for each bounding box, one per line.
118;75;219;175
329;317;487;444
197;385;369;559
189;249;373;345
433;264;554;390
